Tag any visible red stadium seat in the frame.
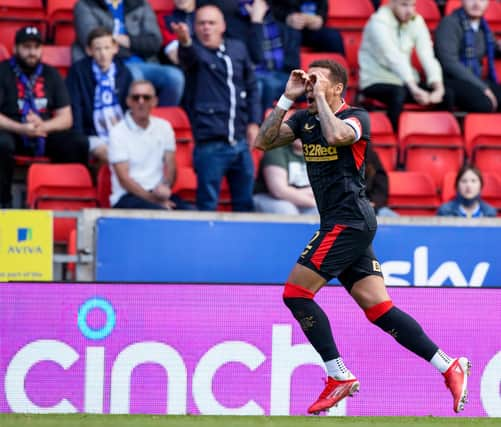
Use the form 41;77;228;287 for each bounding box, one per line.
388;170;440;215
27;163;98;244
0;43;9;61
326;0;374;30
97;164;112;209
171;165;197;202
481;172;501;210
415;0;441;31
47;0;77;45
340;30;362;82
67;227;77;280
398;111;464;190
0;0;45;20
171;166;232;210
368;112;398;171
463;113;501;174
14;155;50;166
152;106;194;168
441;171;456;203
41;45;71;77
148;0;175;15
251;148;264;178
0;22;45;53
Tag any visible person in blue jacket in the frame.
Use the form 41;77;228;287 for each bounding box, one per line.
66;27;133;163
172;4;261;211
437;164;497;218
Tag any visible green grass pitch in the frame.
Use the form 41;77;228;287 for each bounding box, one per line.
0;415;499;427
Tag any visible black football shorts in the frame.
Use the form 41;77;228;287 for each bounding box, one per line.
297;224;384;292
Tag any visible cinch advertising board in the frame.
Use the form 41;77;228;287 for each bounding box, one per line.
1;284;499;416
0;210;52;281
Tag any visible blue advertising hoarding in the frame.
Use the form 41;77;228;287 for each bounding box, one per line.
95;218;495;286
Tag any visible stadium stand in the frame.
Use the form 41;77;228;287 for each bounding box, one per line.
368;111;398;171
398;111;464;191
387;170;440;215
464;113;501;175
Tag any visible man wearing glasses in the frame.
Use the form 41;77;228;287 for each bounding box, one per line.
108;80;192;210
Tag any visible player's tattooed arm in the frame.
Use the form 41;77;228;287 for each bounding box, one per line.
254;108;295;151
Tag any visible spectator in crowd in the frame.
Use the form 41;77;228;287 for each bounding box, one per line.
66;27;133;163
109;80;193;210
159;0;196;65
254;138;318;214
365;145;398;217
435;0;501;113
252;1;301;112
0;27;88;209
200;0;300;112
359;0;450;131
270;0;345;55
172;5;260;212
73;0;184;106
197;0;267;67
437;165;497;217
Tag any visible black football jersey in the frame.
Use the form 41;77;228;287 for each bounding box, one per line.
285;103;377;230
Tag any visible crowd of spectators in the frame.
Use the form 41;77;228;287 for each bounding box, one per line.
1;0;500;217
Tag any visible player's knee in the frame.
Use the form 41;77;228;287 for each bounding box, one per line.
282;282;315;306
364;300;394;323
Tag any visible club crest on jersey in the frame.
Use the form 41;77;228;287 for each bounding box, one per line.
303;143;338;162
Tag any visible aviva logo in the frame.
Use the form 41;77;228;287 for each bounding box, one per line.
17;228;33;242
303;143;338;162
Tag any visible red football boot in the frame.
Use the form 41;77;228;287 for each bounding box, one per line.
443;357;471;413
308;375;360;414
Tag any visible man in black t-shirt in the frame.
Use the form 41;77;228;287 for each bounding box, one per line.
255;59;470;415
0;26;88;208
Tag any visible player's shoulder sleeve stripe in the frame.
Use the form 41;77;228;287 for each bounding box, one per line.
343;117;362;142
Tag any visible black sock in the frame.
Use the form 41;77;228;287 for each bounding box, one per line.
373;306;438;361
283;297;340;361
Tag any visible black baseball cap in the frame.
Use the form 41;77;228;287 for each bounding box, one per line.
15;26;42;45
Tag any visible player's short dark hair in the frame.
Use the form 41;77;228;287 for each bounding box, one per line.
309;59;348;88
455;164;484;189
87;27;114;47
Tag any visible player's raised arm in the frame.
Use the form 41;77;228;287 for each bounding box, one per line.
254;70;307;151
